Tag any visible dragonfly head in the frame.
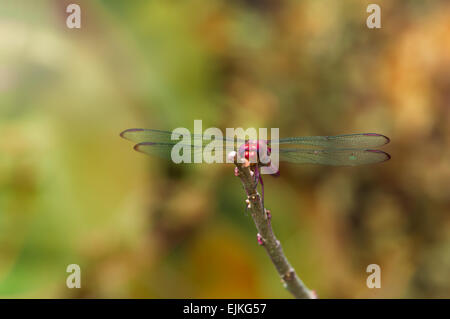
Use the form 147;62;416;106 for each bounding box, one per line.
238;140;272;167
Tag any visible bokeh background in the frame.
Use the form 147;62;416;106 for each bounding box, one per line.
1;0;449;298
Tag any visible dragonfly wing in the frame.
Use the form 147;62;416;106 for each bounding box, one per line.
121;128;179;143
134;142;237;162
133;142;182;159
274;133;390;148
120;128;245;145
279;148;390;166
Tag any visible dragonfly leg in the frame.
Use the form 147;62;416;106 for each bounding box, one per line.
259;171;265;208
252;165;265;207
253;165;260;189
258;170;264;208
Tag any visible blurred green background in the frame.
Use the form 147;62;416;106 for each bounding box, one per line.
1;0;449;298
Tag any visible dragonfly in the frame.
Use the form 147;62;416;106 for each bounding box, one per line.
120;128;390;204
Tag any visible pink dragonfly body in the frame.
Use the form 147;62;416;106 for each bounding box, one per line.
238;140;272;165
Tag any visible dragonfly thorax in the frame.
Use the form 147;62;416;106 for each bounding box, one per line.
238;140;272;166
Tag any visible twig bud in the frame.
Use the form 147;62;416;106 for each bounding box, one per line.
257;233;265;245
228;151;237;162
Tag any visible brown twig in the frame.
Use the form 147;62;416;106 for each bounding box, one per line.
233;157;313;299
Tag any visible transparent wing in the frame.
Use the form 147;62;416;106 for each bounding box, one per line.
133;142;237;162
121;129;179;144
274;133;390;148
279;148;390;166
120;128;245;145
